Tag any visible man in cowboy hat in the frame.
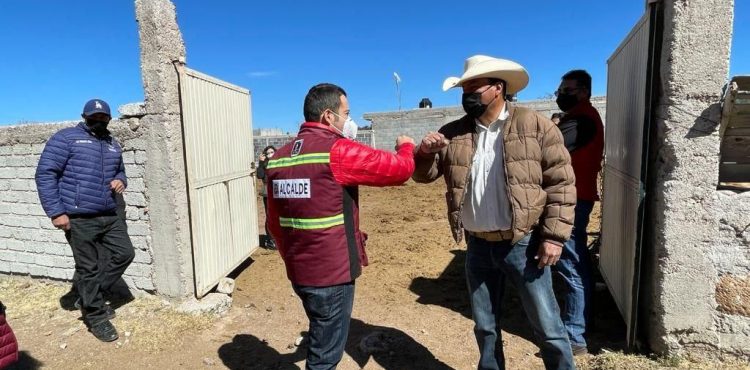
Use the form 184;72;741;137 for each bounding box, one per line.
413;55;577;369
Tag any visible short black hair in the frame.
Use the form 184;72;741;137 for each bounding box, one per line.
303;83;347;122
488;78;508;100
551;113;562;120
262;145;276;154
562;69;592;97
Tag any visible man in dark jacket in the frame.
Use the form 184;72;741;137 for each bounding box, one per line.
35;99;135;342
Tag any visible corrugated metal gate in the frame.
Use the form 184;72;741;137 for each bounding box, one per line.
178;66;259;298
600;1;661;347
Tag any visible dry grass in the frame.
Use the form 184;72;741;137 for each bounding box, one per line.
579;351;750;370
0;276;215;352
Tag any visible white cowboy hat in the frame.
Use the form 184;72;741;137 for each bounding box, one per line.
442;55;529;94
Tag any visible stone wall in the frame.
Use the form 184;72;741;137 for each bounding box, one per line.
643;0;749;360
363;97;606;151
0;119;155;291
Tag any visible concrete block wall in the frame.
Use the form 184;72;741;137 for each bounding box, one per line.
252;130;375;160
643;0;749;360
0;120;156;292
363;97;606;151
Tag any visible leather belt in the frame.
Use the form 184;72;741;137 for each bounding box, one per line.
467;229;514;242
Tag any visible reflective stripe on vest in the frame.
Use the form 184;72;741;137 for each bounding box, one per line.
279;214;344;230
266;152;330;169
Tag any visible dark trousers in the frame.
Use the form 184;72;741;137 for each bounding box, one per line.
65;214;135;325
293;282;355;370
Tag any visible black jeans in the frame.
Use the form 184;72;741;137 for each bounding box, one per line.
65;214;135;325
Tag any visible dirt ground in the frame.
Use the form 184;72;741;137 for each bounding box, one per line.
3;181;748;370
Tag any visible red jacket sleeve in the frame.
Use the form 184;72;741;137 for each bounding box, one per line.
330;140;416;187
266;181;285;257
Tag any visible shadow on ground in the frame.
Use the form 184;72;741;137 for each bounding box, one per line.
7;351;44;370
408;246;627;354
217;318;452;370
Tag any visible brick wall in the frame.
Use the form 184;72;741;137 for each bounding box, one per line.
0;120;155;291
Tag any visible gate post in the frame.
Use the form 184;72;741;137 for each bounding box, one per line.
134;0;194;297
643;0;744;359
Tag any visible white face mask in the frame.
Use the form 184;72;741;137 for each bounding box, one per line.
331;111;358;140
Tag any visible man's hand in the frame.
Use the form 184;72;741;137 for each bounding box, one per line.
535;240;563;269
418;132;449;154
110;179;125;194
52;214;70;231
396;135;415;148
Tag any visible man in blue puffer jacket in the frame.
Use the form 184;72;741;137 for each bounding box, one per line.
35;99;134;342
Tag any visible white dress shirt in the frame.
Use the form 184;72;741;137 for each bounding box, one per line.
461;106;513;232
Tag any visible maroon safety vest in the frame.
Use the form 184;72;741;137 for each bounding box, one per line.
266;123;366;287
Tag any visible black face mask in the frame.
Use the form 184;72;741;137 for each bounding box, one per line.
556;94;579;112
86;119;109;136
462;92;488;118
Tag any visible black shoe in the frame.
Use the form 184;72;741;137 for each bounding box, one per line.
60;289;79;311
88;320;119;342
75;299;116;320
264;239;277;250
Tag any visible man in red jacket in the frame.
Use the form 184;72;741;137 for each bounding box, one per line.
265;83;415;370
553;69;605;355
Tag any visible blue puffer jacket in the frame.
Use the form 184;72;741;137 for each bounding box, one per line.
35;122;127;218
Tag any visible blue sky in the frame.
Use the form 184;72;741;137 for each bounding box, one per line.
0;1;748;133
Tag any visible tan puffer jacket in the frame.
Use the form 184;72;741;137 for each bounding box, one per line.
413;104;576;244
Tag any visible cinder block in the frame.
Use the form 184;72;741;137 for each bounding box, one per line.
10;263;29;275
28;265;49;277
0;168;16;179
47;267;71;280
35;254;55;267
122;151;136;164
127;223;150;236
6;239;24;251
54;256;75;269
131;236;149;251
135;150;147;164
0;260;10;273
126;178;146;192
11;144;32;156
0;226;12;238
0;146;12;155
125;164;144;178
126;207;144;221
11;203;29;215
16;168;37;179
124;193;147;207
16;252;35;264
0;249;17;262
134;249;152;264
135;277;155;291
10;179;35;192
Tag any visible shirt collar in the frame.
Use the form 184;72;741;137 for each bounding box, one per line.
474;104;509;130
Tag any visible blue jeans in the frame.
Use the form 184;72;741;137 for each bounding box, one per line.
553;200;595;347
466;233;575;370
293;282;355;370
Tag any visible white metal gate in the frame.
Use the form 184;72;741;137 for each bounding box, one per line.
178;66;259;298
600;6;655;346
